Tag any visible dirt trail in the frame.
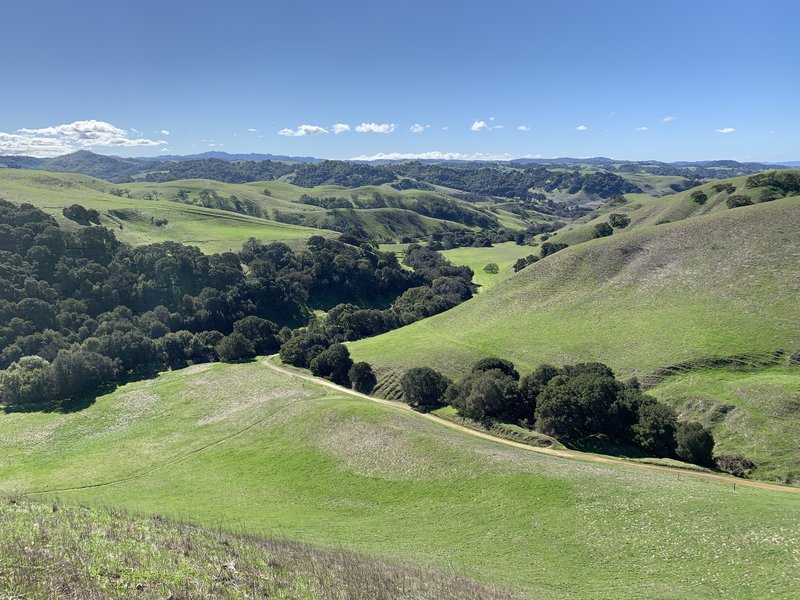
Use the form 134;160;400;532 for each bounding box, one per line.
262;356;800;495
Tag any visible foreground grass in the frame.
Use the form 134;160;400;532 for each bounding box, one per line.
0;498;513;600
650;365;800;483
1;362;799;598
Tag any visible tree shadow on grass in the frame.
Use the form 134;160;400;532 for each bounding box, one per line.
2;363;165;415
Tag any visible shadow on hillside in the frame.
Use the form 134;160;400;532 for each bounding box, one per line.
2;364;165;415
564;435;651;459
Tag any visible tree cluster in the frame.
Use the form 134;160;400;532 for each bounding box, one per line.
400;359;716;467
0;201;426;408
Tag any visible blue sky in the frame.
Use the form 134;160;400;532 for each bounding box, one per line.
1;0;797;161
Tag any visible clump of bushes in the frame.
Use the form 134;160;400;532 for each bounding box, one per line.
726;195;753;209
513;254;539;272
400;358;718;468
592;222;613;238
608;213;631;229
62;204;101;226
690;190;708;205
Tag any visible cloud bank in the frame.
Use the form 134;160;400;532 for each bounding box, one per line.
0;119;166;157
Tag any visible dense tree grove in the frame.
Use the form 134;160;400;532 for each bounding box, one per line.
405;359;716;467
0;201;456;408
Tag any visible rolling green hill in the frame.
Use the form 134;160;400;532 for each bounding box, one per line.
0;169;539;249
551;171;798;248
0;170;332;254
349;196;800;387
1;360;799;598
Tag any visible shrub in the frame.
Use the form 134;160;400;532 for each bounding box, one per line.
592;222;613;238
726;195;753;209
675;421;715;466
690;190;708;205
483;262;500;274
608;213;630;229
540;241;568;258
349;362;377;394
216;332;256;363
715;454;756;478
400;367;450;411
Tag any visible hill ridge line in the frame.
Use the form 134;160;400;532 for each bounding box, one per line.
261;356;800;495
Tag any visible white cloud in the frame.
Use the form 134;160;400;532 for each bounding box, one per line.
277;124;328;137
662;115;677;122
160;129;171;135
355;122;396;133
409;123;428;134
635;126;649;132
716;127;736;134
517;125;530;132
350;151;528;161
247;128;258;132
332;123;351;134
576;124;588;131
1;119;166;157
471;120;489;131
441;126;450;130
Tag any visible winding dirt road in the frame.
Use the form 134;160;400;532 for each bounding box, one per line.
262;356;800;495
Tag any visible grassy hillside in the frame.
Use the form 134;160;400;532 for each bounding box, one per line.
1;361;799;598
0;498;511;600
552;172;797;248
0;170;331;253
349;197;800;385
0;169;529;247
650;365;800;483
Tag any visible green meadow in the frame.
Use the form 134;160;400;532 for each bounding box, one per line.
1;361;799;598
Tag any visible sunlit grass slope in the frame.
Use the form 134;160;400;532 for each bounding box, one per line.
1;361;799;598
0;170;330;253
552;172;797;247
349;197;800;383
650;365;800;483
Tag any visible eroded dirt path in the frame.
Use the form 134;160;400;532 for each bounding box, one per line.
262;356;800;495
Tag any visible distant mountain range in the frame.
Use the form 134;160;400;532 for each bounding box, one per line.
0;150;795;189
144;151;320;163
